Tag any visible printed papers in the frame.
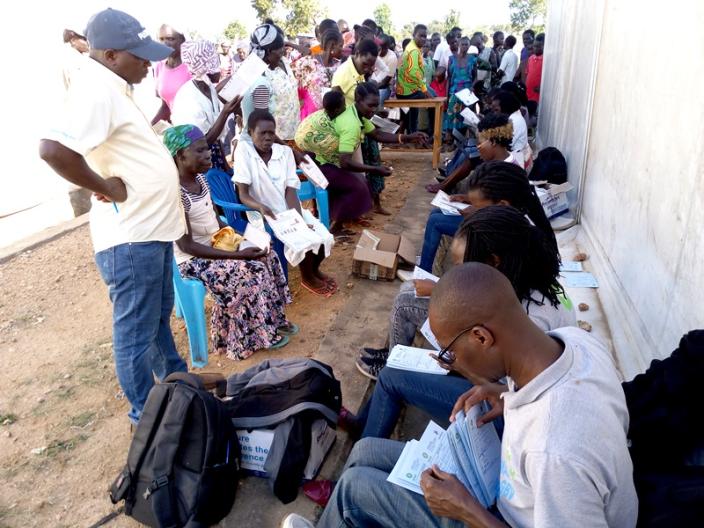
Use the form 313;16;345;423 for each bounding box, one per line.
371;115;400;134
265;209;324;254
387;107;401;120
243;223;271;251
219;54;267;101
560;271;599;288
386;345;448;375
455;88;479;107
460;108;480;126
431;190;470;216
413;266;439;298
420;319;441;350
560;261;584;272
387;411;501;508
299;155;329;189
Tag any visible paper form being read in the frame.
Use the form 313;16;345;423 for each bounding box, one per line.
431;190;470;216
385;345;448;375
387;410;501;508
219;54;267;101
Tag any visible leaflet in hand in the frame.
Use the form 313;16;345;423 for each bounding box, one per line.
420;318;441;350
219;54;267;101
385;345;448;375
387;410;501;509
371;114;400;134
455;88;479;107
264;209;323;254
413;266;439;298
460;107;480;126
431;190;470;216
243;223;271;251
299;155;329;189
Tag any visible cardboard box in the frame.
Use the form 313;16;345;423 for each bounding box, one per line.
353;230;416;281
535;182;574;219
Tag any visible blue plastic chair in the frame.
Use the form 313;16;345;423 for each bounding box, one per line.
171;259;209;368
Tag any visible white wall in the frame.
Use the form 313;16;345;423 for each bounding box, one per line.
539;0;704;379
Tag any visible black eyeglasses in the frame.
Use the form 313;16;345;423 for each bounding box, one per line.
436;325;476;365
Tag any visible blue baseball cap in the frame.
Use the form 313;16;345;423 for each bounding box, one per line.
85;8;173;62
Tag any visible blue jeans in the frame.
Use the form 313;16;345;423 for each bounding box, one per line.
397;91;427;133
360;367;473;438
317;438;465;528
95;241;187;423
419;209;463;272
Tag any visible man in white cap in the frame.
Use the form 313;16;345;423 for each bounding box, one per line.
39;8;188;425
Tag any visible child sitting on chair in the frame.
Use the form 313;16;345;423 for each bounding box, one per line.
234;110;336;298
164;124;296;361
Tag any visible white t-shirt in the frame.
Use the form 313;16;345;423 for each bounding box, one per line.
433;41;453;69
371;56;391;84
232;141;300;215
523;292;577;331
171;79;228;143
509;110;528;158
499;49;519;85
44;58;185;253
379;50;398;78
498;327;638;528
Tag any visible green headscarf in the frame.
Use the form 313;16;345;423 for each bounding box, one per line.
163;124;205;156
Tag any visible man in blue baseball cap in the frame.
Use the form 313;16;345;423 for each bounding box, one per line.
39;8;188;426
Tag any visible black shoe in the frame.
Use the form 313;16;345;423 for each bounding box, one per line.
437;166;447;178
355;356;386;381
360;346;389;361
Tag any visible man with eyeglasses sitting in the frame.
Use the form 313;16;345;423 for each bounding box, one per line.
282;262;637;528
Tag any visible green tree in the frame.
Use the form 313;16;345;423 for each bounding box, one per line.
282;0;323;35
251;0;277;22
223;20;248;41
250;0;322;36
509;0;547;31
373;3;392;34
443;9;462;35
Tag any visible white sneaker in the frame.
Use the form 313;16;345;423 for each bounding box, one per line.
281;513;315;528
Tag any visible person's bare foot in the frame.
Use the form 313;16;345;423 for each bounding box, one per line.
315;270;338;291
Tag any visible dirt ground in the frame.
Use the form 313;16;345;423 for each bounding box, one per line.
0;152;428;527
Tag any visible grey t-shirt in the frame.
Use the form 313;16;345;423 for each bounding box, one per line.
497;327;638;527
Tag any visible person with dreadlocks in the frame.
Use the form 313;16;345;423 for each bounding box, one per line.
356;160;558;379
347;205;575;439
418;156;552;275
165;124;294;360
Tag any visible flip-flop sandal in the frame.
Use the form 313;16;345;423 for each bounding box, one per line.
301;281;334;298
267;334;290;350
278;322;300;336
322;277;338;291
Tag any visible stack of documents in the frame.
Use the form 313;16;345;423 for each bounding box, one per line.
387;406;501;508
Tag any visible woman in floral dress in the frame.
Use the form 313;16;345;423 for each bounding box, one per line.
164;124;295;361
240;23;301;142
292;29;343;119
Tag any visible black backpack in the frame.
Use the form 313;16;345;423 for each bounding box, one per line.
529;147;568;184
109;372;240;527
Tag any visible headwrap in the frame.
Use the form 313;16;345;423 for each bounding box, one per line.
181;40;220;80
250;24;284;59
163;125;205;156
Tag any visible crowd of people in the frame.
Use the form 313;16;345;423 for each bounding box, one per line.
41;7;641;528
